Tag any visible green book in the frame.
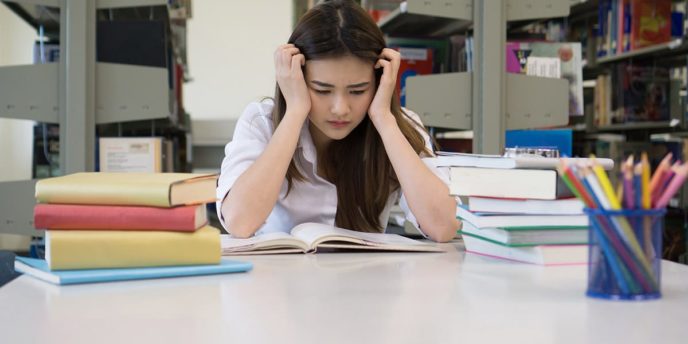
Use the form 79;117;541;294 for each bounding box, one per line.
459;220;588;247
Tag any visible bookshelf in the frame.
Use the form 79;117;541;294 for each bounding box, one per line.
0;0;191;237
369;0;577;154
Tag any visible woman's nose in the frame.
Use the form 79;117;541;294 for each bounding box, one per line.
331;94;349;116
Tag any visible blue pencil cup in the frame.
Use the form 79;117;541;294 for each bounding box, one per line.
584;208;666;300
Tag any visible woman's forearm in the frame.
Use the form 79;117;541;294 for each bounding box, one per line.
221;113;306;238
377;123;459;242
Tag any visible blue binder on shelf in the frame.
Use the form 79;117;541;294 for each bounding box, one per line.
506;129;572;157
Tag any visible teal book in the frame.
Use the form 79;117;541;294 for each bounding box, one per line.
14;257;252;285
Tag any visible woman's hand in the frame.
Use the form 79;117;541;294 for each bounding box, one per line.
368;48;401;130
275;44;311;119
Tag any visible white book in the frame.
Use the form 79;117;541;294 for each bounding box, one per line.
526;56;561;78
450;167;571;200
435;152;614;170
462;235;588;266
468;196;584;215
456;206;588;229
99;137;163;173
221;222;444;255
460;221;588;246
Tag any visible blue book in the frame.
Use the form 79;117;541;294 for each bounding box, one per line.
14;257;252;285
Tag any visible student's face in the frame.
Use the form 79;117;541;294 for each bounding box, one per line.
304;55;375;146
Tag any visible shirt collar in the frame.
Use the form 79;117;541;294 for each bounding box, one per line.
298;119;317;163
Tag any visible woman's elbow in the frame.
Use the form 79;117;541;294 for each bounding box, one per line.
426;218;461;243
223;212;260;238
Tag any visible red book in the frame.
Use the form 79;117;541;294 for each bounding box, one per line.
392;47;434;106
630;0;671;50
34;204;207;231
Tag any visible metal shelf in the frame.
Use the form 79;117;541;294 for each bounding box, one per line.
2;0;60;39
0;64;59;123
405;72;569;131
406;72;472;130
0;180;39;236
2;0;176;39
0;0;189;238
506;74;569;129
95;63;172;124
96;0;166;9
593;121;679;132
595;39;688;65
506;0;580;21
0;63;176;125
377;0;472;37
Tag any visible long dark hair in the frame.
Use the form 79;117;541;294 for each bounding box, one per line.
272;0;429;232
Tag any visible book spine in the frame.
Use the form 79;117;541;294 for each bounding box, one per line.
34;204;202;231
47;226;221;270
35;181;172;207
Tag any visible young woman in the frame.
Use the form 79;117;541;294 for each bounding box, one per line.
217;0;459;242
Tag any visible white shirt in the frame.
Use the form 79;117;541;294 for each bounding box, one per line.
216;100;451;237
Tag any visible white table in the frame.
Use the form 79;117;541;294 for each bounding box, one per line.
1;241;687;344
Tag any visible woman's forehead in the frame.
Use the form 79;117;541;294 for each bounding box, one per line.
305;55;374;84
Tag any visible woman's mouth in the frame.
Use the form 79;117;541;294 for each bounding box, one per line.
328;120;349;129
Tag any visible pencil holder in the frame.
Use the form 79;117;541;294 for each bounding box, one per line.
583;208;665;300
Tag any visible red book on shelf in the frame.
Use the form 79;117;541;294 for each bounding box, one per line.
392;47;434;106
630;0;671;50
34;203;207;231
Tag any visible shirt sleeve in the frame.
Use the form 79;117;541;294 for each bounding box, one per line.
397;108;460;238
215;101;274;232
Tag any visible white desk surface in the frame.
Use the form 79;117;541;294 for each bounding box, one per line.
1;241;687;344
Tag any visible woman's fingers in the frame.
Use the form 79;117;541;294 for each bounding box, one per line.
291;54;306;73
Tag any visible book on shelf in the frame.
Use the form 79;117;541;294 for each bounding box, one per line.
506;41;584;116
34;203;207;231
467;196;585;215
45;225;221;270
15;257;252;285
616;63;671;123
459;221;588;246
462;235;588;266
630;0;671;50
32;123;60;178
35;172;218;208
435;152;614;170
456;206;588;229
386;37;451;73
221;222;444;255
33;42;60;63
392;46;434;106
450;166;574;200
99;137;164;173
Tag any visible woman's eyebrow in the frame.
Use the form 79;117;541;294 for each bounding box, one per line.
310;80;370;88
311;80;334;88
347;82;370;88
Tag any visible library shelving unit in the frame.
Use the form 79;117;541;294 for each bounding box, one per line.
567;0;688;262
0;0;190;237
571;0;688;139
372;0;579;154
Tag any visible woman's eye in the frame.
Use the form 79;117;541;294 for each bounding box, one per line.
314;89;330;94
350;90;366;95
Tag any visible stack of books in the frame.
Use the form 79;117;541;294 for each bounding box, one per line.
437;152;614;266
16;172;252;285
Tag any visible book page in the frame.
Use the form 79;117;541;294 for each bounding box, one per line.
291;223;441;251
220;232;308;253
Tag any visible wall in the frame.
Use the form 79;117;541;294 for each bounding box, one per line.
184;0;293;120
0;4;38;249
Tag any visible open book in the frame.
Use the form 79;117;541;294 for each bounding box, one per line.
221;222;444;255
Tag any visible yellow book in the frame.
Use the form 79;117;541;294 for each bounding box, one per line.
46;226;221;270
35;172;218;207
